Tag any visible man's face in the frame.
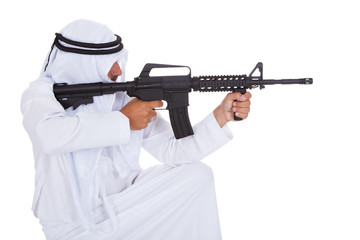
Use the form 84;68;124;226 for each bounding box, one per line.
108;62;122;82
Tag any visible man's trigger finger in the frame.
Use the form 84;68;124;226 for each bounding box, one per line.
149;100;163;108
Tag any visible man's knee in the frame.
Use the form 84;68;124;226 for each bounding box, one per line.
179;162;214;187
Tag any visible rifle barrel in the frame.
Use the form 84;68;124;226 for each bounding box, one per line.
259;78;313;85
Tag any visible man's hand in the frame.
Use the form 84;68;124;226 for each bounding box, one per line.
120;98;163;130
213;92;252;128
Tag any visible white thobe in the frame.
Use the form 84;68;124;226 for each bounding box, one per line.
21;76;233;240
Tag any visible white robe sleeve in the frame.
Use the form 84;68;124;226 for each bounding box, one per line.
142;112;233;166
21;77;131;155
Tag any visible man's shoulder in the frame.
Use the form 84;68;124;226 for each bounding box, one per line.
25;77;55;92
21;77;56;103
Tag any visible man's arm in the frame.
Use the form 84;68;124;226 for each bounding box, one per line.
141;112;233;166
21;78;131;155
137;92;252;166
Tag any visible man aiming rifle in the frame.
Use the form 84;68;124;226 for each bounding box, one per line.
21;19;311;240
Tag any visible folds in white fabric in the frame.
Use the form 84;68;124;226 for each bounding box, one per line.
41;163;222;240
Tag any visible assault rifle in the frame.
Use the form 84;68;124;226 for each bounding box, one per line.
53;62;313;139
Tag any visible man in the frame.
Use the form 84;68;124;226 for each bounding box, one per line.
21;20;251;240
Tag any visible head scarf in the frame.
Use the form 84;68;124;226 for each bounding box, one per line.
42;19;131;232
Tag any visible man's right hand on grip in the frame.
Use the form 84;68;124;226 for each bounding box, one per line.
120;98;163;130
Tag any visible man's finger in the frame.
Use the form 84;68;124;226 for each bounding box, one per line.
226;92;240;101
235;112;248;119
148;100;164;109
233;100;250;108
227;92;252;101
236;92;252;101
244;92;252;99
234;107;250;114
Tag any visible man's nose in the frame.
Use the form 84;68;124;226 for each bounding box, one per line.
113;62;122;76
108;62;122;81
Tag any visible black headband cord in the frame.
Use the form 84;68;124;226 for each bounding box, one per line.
44;33;124;71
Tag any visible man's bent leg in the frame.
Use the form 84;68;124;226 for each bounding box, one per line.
44;163;221;240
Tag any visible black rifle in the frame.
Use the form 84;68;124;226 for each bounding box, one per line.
53;62;313;139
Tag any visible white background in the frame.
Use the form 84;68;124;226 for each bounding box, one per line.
1;0;359;239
